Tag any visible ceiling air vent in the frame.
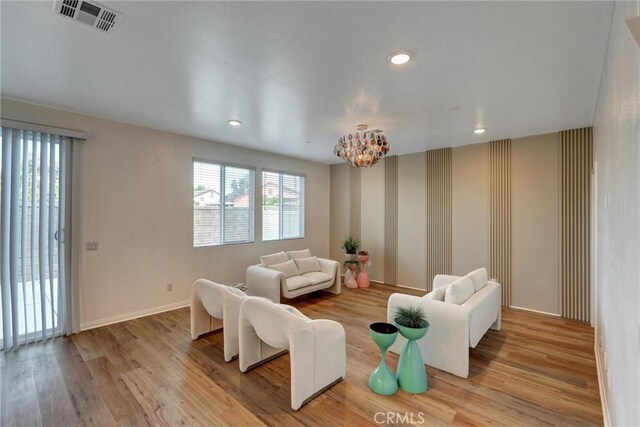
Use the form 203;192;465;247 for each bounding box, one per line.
54;0;123;33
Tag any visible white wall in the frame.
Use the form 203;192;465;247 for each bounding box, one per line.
511;133;560;315
360;162;385;282
1;98;330;329
593;1;640;425
397;153;426;289
451;143;489;277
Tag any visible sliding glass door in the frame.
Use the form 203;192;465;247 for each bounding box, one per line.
0;127;70;349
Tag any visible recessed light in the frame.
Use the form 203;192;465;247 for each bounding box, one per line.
389;51;412;65
228;119;242;126
474;128;487;135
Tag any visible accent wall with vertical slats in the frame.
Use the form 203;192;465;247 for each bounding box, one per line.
489;139;512;307
559;127;592;322
425;148;452;291
349;167;361;239
384;156;398;285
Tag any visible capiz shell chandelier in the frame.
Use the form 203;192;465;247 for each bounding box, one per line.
334;124;390;168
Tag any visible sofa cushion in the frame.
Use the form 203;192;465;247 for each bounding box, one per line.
301;271;333;285
467;267;488;292
285;275;313;291
445;276;474;305
287;249;312;259
261;251;289;266
426;285;447;301
294;256;321;274
268;259;299;278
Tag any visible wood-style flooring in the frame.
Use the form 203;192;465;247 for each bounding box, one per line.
0;284;603;426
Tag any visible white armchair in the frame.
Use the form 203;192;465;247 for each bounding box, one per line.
238;297;346;410
190;279;248;362
246;250;340;303
387;271;501;378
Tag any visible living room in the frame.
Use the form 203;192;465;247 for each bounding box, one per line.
1;1;638;426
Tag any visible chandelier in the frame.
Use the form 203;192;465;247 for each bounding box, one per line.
334;124;390;168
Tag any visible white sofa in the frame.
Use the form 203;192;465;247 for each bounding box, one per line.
191;279;254;361
238;297;346;410
387;268;501;378
245;249;340;303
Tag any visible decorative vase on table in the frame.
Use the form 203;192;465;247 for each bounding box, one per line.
368;322;398;395
395;324;429;393
357;254;370;288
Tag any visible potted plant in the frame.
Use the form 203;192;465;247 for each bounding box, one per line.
394;305;429;393
343;259;360;288
357;250;370;288
342;234;361;259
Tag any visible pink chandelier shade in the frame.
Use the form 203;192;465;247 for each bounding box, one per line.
334;124;390;168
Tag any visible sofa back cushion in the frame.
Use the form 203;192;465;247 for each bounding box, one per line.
260;251;289;266
467;267;488;292
426;285;447;301
287;249;312;259
445;276;474;305
294;256;321;274
268;259;300;278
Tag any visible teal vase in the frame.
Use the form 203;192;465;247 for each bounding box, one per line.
395;324;428;393
368;322;399;395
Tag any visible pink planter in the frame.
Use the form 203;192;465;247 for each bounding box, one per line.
357;255;370;288
346;263;359;288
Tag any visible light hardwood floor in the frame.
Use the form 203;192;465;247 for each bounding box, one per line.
0;284;603;426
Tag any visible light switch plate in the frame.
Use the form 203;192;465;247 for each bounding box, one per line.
86;241;99;251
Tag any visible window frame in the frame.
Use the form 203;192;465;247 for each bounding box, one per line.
261;169;305;242
192;158;256;247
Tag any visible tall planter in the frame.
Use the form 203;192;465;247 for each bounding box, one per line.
395;324;428;393
368;322;398;395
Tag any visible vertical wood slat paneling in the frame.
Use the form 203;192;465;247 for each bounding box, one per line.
384;156;398;285
489;139;512;306
425;148;452;291
349;167;361;239
560;127;592;322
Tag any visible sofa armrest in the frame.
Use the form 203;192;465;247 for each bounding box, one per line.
432;274;462;289
317;258;341;295
245;265;284;302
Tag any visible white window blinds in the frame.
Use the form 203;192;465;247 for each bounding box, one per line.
193;161;255;247
262;171;304;241
1;128;72;350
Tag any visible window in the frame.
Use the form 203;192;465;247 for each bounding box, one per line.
262;171;305;241
193;161;255;247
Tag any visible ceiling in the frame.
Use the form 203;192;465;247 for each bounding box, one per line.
1;1;613;164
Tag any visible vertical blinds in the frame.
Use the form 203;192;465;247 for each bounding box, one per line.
1;128;70;349
262;171;304;241
193;161;255;247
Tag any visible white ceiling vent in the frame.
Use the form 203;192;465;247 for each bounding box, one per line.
54;0;123;33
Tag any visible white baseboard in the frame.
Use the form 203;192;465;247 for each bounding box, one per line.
508;305;561;317
80;299;190;331
594;343;611;426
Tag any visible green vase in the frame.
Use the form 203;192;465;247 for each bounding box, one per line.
368;322;399;395
395;324;428;393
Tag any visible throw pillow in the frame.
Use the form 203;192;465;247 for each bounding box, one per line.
467;267;488;292
294;256;321;275
426;285;447;301
445;276;474;305
268;259;300;278
260;251;289;266
287;249;312;259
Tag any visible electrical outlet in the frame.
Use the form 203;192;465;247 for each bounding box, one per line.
166;283;173;292
367;261;372;267
86;241;99;251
